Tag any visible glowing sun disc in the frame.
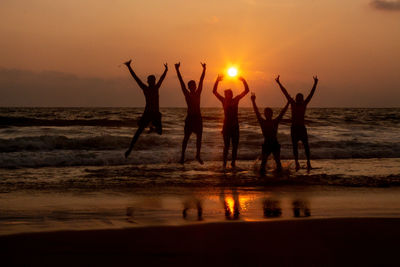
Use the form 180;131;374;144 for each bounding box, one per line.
227;67;238;77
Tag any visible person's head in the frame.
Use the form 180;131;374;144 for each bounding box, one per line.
295;93;304;104
188;80;197;92
224;89;233;99
264;108;273;120
147;75;156;86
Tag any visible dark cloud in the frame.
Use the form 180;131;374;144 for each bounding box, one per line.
371;0;400;11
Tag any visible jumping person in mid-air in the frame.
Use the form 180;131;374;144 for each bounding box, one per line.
251;93;289;174
213;75;249;169
123;59;168;158
175;62;206;164
275;75;318;171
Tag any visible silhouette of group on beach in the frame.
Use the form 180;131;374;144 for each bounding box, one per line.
123;60;318;173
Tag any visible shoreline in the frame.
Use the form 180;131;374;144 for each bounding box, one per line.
2;217;400;266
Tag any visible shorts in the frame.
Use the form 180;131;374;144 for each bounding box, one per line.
222;124;239;145
291;125;308;143
222;124;239;137
138;111;162;134
262;140;281;154
184;114;203;134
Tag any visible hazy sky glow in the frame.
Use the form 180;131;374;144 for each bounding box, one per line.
1;0;399;107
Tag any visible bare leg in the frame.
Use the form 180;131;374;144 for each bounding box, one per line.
302;137;311;171
272;148;282;172
125;125;145;158
260;152;268;174
292;139;300;171
180;131;191;164
195;132;203;164
223;134;230;169
291;127;300;171
231;129;239;168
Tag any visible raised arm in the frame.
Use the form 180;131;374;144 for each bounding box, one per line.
276;101;290;122
275;75;294;103
155;63;168;89
124;60;147;90
305;76;318;105
174;63;188;96
234;77;250;101
251;93;263;125
213;74;224;102
197;62;206;94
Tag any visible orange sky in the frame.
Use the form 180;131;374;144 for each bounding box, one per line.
1;0;399;107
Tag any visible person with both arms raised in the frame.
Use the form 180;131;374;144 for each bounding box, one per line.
251;93;289;174
213;74;249;169
175;62;206;164
275;75;318;171
123;59;168;159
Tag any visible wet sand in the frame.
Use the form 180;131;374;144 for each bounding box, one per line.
2;218;400;266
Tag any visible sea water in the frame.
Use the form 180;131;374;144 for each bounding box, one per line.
0;107;399;234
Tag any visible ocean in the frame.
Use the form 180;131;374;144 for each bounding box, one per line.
1;107;400;234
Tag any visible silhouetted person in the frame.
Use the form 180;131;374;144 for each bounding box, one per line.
251;93;289;174
123;60;168;158
175;62;206;164
275;75;318;171
213;75;249;169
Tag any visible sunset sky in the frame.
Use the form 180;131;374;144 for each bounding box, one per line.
1;0;399;107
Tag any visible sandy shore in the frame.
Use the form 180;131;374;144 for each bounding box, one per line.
2;218;400;266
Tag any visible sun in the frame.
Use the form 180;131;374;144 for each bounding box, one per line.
227;67;238;77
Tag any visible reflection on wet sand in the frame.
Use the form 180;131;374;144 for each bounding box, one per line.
182;198;203;221
263;199;282;218
123;189;312;226
292;199;311;217
221;188;240;220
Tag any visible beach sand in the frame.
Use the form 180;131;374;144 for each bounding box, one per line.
2;218;400;266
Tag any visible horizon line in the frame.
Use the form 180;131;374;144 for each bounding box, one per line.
0;106;399;109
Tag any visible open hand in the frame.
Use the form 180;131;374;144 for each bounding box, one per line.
313;75;318;83
217;74;224;81
251;92;256;101
124;59;132;66
164;63;168;70
275;75;280;83
175;62;180;69
238;76;245;82
201;62;206;69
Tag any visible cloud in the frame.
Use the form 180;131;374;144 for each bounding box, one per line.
371;0;400;11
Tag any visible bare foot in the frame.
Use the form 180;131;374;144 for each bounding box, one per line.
196;155;204;165
222;163;227;170
307;161;312;172
231;161;236;169
295;162;300;171
179;158;185;164
125;150;131;159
